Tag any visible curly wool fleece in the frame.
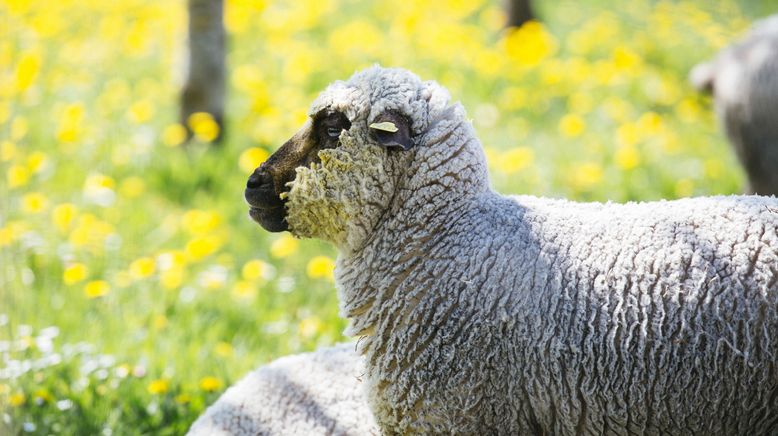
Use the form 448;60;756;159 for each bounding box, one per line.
285;134;396;252
286;67;778;435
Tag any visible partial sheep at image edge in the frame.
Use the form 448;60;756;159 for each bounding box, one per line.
186;343;377;436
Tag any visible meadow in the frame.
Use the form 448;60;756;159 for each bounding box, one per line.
2;0;777;433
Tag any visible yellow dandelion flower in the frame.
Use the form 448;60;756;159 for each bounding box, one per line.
615;146;641;170
26;151;47;173
214;342;233;357
199;376;223;392
306;255;335;280
187;112;220;142
9;392;26;407
612;45;642;71
182;209;221;235
68;215;114;252
270;234;298;258
84;173;115;190
161;123;187;147
147;379;169;395
241;259;267;281
84;280;110;299
160;268;185;290
14;51;40;91
128;99;154;124
558;114;586;138
0;222;24;247
22;192;48;214
57;102;84;144
298;316;321;338
185;236;222;261
174;393;191;404
33;389;52;403
119;176;145;198
497;147;534;174
129;257;156;279
63;263;88;285
637;112;663;136
232;280;256;299
238;147;270;174
158;250;188;270
7;164;30;188
676;98;702;123
0;227;14;247
503;21;557;67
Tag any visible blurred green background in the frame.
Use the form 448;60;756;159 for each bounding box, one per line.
2;0;777;434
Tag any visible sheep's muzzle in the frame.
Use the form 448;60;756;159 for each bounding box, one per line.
245;121;316;232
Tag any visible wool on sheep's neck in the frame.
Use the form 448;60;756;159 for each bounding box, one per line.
335;111;492;345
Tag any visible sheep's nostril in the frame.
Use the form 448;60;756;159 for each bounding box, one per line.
247;169;273;190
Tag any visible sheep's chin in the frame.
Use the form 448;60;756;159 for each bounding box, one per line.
285;137;393;253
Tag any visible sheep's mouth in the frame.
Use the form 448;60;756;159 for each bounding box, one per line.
248;204;288;232
245;185;290;232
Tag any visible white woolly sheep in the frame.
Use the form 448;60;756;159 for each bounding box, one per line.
691;14;778;196
187;343;377;436
243;66;778;435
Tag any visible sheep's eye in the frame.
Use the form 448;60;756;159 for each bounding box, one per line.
316;111;351;149
327;127;342;138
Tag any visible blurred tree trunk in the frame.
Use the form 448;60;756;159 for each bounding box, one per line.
181;0;226;143
505;0;535;28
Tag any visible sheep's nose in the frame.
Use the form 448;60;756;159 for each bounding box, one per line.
245;168;283;209
247;168;273;190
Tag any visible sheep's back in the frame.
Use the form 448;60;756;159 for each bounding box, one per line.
342;193;778;435
509;194;778;435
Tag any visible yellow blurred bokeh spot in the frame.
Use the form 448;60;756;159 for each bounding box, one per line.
270;234;298;258
63;263;88;285
161;123;187;147
129;257;156;279
199;376;223;392
147;379;169;395
239;147;270;174
241;259;267;281
187;112;220;142
306;255;335;281
84;280;110;299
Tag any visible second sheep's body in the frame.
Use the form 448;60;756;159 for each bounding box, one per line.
244;67;778;435
692;14;778;196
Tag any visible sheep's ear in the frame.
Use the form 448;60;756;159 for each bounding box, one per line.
369;112;413;150
690;61;715;94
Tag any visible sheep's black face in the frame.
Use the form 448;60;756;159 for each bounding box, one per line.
244;110;351;232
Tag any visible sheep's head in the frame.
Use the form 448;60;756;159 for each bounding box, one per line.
245;66;487;252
